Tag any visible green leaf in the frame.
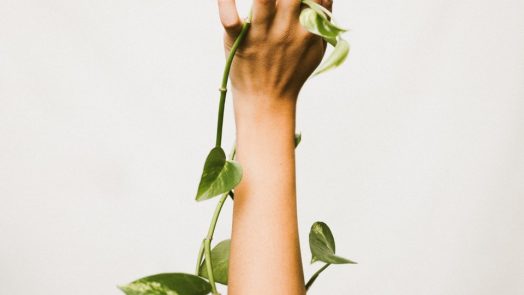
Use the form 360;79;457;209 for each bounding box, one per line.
301;0;347;32
295;133;302;148
302;0;329;20
196;147;242;201
302;0;329;21
119;273;211;295
299;8;344;41
314;38;350;75
309;222;356;264
199;239;231;285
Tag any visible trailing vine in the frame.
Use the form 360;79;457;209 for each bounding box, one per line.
119;2;355;294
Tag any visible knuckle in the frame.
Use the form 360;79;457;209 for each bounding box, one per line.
270;27;295;45
223;19;241;30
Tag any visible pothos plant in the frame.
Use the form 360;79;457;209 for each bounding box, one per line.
119;1;355;294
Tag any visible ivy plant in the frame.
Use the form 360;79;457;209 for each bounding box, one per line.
120;2;355;294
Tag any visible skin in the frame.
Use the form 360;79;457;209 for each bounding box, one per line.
217;0;333;294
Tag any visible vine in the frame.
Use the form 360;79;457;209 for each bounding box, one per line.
120;2;355;294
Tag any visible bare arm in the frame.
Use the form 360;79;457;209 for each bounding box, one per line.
217;0;333;294
231;97;302;294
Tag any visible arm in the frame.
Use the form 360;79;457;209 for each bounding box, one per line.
231;97;302;294
217;0;333;294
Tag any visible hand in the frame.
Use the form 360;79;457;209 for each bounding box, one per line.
218;0;333;101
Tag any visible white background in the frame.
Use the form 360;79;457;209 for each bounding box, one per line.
1;0;523;294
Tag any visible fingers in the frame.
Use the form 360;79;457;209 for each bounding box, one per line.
218;0;242;37
252;0;276;24
277;0;302;18
322;0;333;12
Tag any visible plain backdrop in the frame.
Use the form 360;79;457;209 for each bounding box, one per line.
1;0;523;294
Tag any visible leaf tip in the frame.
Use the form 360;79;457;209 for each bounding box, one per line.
295;132;302;148
117;284;130;294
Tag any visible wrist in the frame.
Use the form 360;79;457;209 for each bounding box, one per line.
232;92;297;140
232;91;297;119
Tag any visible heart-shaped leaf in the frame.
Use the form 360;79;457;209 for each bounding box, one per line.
119;273;211;295
199;239;231;285
314;38;350;75
196;147;242;201
309;222;356;264
300;8;344;41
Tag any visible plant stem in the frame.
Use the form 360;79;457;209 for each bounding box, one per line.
204;239;218;294
195;145;238;285
215;19;251;148
195;192;229;270
207;192;230;239
305;263;331;291
199;13;251;294
194;191;232;293
195;240;205;274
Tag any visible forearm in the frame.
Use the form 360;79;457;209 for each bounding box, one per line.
228;94;305;295
217;0;330;292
